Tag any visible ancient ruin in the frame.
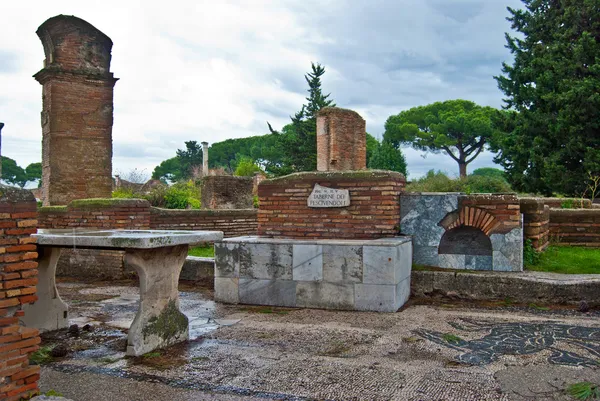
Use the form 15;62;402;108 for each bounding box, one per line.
35;15;118;206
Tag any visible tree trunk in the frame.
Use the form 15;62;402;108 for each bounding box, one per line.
459;162;467;178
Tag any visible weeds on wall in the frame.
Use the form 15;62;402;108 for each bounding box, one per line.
112;180;201;209
523;239;540;266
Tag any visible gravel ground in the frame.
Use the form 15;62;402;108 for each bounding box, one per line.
36;280;600;401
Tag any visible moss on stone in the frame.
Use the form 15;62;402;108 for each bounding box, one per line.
142;299;188;341
70;198;147;208
38;205;68;213
262;170;405;186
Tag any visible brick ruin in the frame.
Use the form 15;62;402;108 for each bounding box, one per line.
201;176;254;210
258;107;403;240
35;15;118;206
0;186;41;401
316;107;367;172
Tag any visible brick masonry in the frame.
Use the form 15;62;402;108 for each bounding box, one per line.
37;198;258;279
520;198;550;251
201;176;253;209
316;107;367;172
0;186;41;401
258;170;406;239
549;208;600;247
35;15;118;206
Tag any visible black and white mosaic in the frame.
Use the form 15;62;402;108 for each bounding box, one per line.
416;318;600;366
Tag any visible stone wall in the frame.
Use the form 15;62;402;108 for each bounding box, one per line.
258;170;406;239
523;197;592;209
201;176;253;209
549;209;600;247
150;208;257;238
35;15;118;206
215;236;412;312
520;198;550;251
316;107;367;172
401;193;523;271
0;186;41;401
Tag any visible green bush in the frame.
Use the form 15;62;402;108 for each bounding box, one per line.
163;180;201;209
406;170;512;193
112;188;136;198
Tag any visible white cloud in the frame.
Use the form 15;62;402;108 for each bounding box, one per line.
0;0;522;180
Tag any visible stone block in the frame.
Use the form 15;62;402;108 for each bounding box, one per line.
396;277;411;307
239;243;292;280
464;255;493;270
395;242;412;282
214;242;240;278
214;277;239;304
363;245;397;284
296;281;354;310
239;279;296;307
412;245;439;267
354;283;396;312
438;254;466;269
292;244;323;281
322;245;363;283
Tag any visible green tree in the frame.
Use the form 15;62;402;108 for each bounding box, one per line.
1;157;28;187
383;100;500;178
368;142;408;176
493;0;600;196
175;141;203;179
470;167;505;180
234;156;264;177
152;157;182;183
25;162;42;187
268;62;335;174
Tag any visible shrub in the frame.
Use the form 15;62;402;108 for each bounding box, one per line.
112;188;135;199
163;180;201;209
406;170;512;193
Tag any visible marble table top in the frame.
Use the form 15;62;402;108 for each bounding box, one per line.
34;229;223;249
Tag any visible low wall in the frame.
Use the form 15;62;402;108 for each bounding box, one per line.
215;236;412;312
37;198;258;279
521;197;592;209
258;170;406;239
0;186;41;401
201;175;253;209
549;208;600;247
150;208;257;238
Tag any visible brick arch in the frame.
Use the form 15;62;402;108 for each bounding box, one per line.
438;206;499;236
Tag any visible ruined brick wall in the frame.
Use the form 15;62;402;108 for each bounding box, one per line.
454;194;521;234
37;199;151;230
520;198;550;251
37;199;150;279
549;209;600;246
524;197;592;209
258;170;405;239
150;208;257;238
0;186;41;401
35;15;118;206
316;107;367;172
201;176;253;209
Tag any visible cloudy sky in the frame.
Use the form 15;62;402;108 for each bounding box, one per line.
0;0;523;182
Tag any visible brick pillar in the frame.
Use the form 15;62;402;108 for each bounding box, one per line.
520;198;550;251
316;107;367;172
0;186;41;401
35;15;118;206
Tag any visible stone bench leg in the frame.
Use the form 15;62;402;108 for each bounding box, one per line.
22;247;68;331
124;245;189;356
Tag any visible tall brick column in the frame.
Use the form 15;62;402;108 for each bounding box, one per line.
0;186;41;401
316;107;367;172
34;15;118;206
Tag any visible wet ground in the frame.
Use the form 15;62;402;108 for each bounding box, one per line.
37;279;600;401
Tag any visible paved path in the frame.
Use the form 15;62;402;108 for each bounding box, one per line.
37;281;600;401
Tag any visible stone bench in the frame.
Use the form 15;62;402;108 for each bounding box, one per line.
215;236;412;312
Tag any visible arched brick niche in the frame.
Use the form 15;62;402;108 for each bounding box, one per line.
400;193;523;271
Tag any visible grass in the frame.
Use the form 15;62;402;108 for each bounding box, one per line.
526;246;600;274
29;345;54;365
567;382;600;400
442;333;464;345
188;244;214;257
